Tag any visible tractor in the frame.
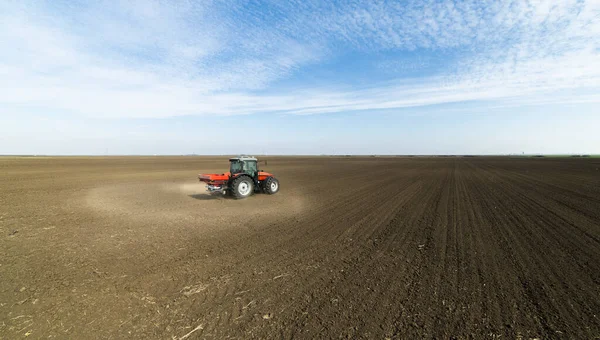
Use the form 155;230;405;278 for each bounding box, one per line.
198;156;280;199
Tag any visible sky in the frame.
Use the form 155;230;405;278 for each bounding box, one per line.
1;0;599;155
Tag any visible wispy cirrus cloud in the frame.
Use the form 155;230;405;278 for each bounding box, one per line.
0;0;599;119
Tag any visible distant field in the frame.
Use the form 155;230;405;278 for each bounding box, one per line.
519;154;600;158
1;156;599;338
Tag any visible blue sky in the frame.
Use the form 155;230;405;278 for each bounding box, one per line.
1;0;599;155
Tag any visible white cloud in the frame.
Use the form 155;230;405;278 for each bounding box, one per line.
0;0;598;119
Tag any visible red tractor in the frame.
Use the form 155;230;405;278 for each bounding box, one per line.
198;156;280;199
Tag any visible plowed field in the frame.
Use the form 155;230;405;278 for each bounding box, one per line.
1;156;599;339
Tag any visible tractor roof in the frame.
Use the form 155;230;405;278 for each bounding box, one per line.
229;155;257;162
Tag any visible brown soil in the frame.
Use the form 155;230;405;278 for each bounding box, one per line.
1;156;599;339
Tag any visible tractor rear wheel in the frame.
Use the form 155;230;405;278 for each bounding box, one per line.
231;176;254;199
263;177;279;194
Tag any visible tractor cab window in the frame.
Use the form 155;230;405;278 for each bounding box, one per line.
244;161;257;177
230;161;243;174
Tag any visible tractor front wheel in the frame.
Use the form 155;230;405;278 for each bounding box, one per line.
231;176;254;199
263;177;280;194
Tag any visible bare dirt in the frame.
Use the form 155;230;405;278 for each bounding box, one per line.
1;156;599;339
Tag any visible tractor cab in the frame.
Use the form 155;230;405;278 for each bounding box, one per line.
229;156;258;178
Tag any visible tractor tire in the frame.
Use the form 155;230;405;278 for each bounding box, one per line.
231;176;254;199
263;177;280;195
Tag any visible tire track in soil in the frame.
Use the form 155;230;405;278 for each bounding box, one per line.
475;160;600;239
464;162;564;337
451;160;528;338
463;159;600;338
470;160;600;286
